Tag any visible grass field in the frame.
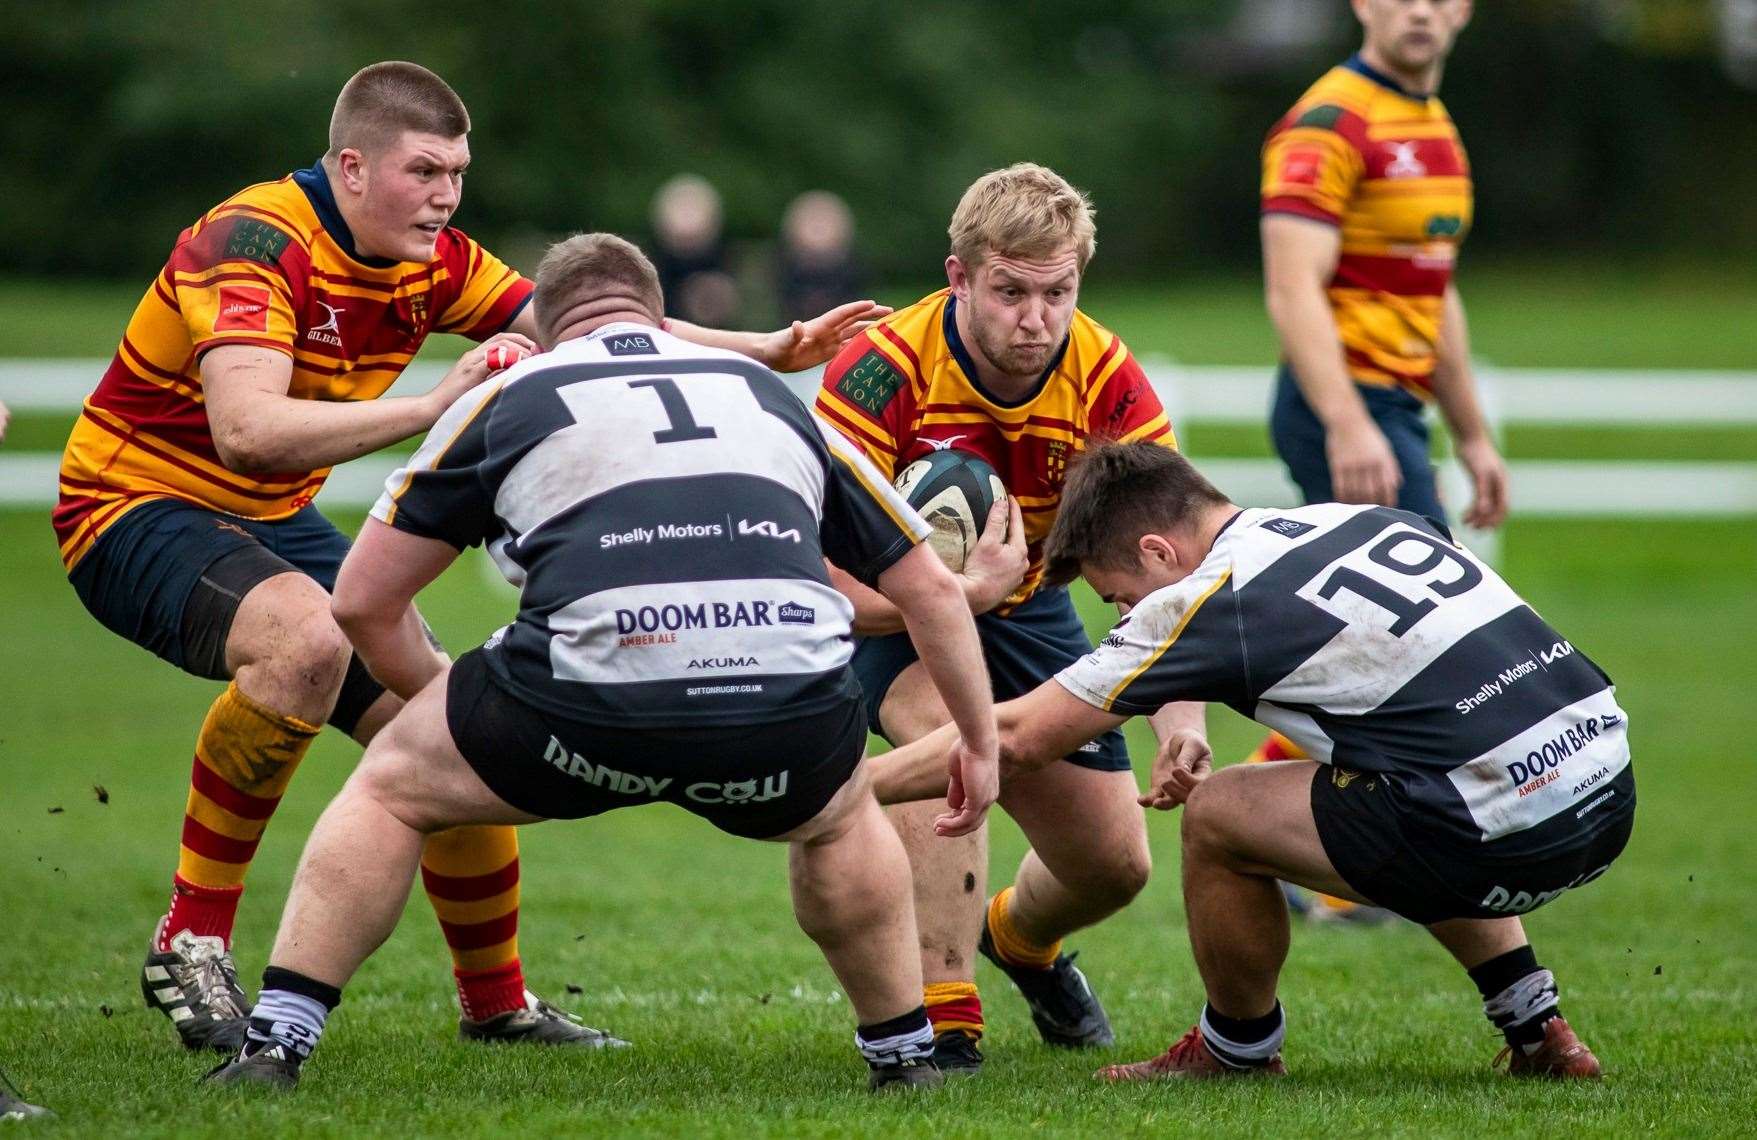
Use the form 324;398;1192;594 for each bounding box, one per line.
2;271;1753;1134
3;504;1754;1136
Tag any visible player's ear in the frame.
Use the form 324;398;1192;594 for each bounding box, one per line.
945;255;970;299
1138;532;1177;569
336;148;367;195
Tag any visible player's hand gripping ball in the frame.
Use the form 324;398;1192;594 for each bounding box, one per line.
893;450;1006;572
485;343;530;373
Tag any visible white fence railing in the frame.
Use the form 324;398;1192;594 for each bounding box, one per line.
3;359;1755;519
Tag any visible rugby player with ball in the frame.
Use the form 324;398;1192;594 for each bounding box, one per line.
815;164;1197;1071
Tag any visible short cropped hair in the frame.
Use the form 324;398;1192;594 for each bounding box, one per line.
1044;441;1231;585
533;233;666;347
326;62;470;158
948;163;1097;273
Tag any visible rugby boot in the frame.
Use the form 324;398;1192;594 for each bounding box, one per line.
141;918;251;1053
1096;1025;1287;1082
1495;1017;1602;1079
868;1057;944;1092
459;991;630;1048
931;1029;984;1075
202;1043;301;1091
0;1069;52;1120
978;923;1114;1048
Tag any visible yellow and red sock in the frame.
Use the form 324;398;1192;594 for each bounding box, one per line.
924;981;983;1039
1246;731;1307;764
985;886;1061;970
162;683;319;950
420;825;527;1020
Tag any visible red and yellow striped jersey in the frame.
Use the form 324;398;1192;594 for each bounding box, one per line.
54;162;531;570
1261;55;1473;399
815;288;1175;608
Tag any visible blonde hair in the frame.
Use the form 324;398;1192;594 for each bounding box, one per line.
533;233;665;346
326;61;470;159
948;163;1096;273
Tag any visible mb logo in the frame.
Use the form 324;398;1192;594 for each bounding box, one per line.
606;333;658;356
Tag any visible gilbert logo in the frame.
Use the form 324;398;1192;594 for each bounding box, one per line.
306;301;344;348
214;285;270;332
1385;141;1428;179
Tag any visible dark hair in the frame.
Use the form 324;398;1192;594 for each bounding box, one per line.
533;232;666;346
326;62;470;158
1044;440;1231;585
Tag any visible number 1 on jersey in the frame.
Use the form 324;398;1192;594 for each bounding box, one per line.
629;378;718;444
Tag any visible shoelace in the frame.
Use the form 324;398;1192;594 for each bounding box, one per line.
186;953;246;1019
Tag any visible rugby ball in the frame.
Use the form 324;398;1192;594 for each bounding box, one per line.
894;450;1007;572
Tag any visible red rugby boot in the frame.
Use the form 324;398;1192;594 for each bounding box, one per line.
1095;1026;1287;1082
1495;1017;1602;1079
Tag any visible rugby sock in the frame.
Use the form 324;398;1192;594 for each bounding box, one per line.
162;683;320;950
923;981;983;1039
856;1006;935;1066
1199;1001;1286;1068
244;967;340;1061
1246;732;1307;763
419;825;528;1020
1470;946;1561;1051
986;886;1061;970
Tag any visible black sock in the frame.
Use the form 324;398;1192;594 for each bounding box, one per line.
1200;1001;1285;1067
1468;947;1559;1048
856;1005;933;1066
244;966;342;1060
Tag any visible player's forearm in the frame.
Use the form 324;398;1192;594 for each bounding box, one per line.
870;722;961;805
215;391;438;474
334;601;446;702
1267;281;1372;430
894;568;999;754
834;565;909;635
1428;285;1493;444
663;319;766;362
1149;701;1206;742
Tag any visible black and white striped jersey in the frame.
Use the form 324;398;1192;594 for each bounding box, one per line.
1057;504;1632;855
372;323;931;728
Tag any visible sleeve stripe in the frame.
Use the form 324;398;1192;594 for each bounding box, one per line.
382;380;504;526
1102;568;1232;711
1261;198;1343;226
816;393;899;455
1119;411;1174;447
826;439;928;541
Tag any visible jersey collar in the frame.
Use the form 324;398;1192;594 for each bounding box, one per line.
1342;53;1433;101
942;293;1070;410
292;160;402;269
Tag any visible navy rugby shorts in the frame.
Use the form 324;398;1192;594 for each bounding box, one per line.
67;498;352;679
851;584;1130;773
446;647;867;840
1310;763;1636;925
1269;364;1446;523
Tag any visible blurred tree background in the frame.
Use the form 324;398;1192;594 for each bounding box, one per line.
3;0;1753;284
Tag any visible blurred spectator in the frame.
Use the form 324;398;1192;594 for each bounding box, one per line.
776;191;866;325
650;174;741;327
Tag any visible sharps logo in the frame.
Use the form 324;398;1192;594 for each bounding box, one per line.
606;333;658;356
1261;517;1316;539
739;519;802;543
686;771;789;806
777;602;815;625
543;738;672;796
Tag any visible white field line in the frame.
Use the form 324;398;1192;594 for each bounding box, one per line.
4;360;1755;517
4;358;1757;424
